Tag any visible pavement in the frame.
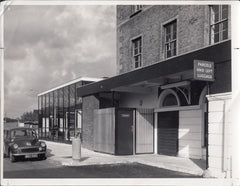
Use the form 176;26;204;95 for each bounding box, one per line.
45;140;206;176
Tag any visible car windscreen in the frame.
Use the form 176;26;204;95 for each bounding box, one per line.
10;129;37;138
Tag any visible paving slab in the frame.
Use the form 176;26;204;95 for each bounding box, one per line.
45;140;205;176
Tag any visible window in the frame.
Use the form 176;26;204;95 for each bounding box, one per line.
134;5;143;13
210;5;228;44
132;37;142;69
164;20;177;58
130;5;143;17
162;94;178;107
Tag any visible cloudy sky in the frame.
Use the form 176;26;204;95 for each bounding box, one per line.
4;5;116;118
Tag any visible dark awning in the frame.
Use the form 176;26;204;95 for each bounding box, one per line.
77;40;231;97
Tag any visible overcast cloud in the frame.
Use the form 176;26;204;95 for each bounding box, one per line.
4;5;116;118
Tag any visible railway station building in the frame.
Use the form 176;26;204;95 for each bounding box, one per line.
38;5;232;178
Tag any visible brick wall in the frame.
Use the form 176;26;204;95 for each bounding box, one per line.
117;5;209;74
82;95;100;150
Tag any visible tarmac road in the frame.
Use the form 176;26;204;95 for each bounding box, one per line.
4;158;201;178
3;142;202;179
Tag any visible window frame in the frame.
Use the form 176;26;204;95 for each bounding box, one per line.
134;5;143;12
164;20;177;59
130;5;143;17
209;5;229;44
131;36;143;69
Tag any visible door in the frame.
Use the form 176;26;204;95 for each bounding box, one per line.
136;108;154;154
116;108;134;155
158;111;179;156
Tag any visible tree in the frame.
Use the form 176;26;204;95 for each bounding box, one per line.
20;110;38;122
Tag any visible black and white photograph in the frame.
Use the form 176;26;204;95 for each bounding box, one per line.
1;1;240;186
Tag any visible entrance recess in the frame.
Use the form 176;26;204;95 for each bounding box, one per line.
116;108;133;155
158;111;179;156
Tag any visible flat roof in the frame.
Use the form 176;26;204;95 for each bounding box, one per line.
77;40;231;97
38;77;103;96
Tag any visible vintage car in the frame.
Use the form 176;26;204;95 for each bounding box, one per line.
3;127;47;162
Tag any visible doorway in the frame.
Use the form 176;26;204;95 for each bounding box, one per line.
116;108;134;155
158;111;179;156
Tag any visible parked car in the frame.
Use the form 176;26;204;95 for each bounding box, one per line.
3;127;47;162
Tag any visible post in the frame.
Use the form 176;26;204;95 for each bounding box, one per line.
154;112;158;154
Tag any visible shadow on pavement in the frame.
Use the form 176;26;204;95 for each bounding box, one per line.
61;156;89;162
190;158;206;170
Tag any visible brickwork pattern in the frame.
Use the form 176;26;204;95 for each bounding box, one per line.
117;5;209;74
82;95;100;150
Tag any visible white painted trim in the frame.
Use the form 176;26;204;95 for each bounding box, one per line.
38;77;103;96
206;92;232;101
154;105;201;113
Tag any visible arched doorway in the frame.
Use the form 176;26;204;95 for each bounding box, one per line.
157;89;180;156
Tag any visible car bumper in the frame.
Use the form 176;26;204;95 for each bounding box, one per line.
12;152;46;157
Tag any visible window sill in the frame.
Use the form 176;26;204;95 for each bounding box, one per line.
129;10;142;18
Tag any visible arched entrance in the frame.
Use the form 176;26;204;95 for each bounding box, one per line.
157;89;180;156
155;86;207;159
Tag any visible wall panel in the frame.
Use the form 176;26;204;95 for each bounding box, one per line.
93;108;115;154
136;108;154;154
178;109;203;159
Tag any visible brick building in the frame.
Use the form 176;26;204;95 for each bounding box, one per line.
113;5;231;178
38;5;232;178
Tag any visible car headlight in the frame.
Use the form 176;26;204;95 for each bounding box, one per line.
40;142;46;147
13;143;18;149
39;147;43;151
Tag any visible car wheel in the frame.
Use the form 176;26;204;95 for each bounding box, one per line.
39;154;47;160
9;151;16;162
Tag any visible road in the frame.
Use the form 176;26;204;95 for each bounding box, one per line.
3;141;202;178
4;157;201;178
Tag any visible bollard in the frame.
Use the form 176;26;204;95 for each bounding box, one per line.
72;133;81;160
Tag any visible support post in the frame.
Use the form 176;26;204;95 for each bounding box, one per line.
154;112;158;154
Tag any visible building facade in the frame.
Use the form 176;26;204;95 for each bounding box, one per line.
114;5;231;177
38;5;232;178
37;77;102;143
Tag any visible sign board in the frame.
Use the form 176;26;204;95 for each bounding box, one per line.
194;60;214;81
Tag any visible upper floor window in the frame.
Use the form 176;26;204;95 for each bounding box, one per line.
130;5;143;17
132;36;142;69
210;5;229;44
134;5;143;12
164;20;177;58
